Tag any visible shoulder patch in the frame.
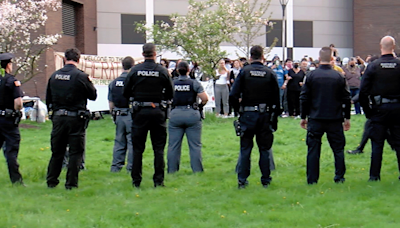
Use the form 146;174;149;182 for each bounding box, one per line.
14;81;21;87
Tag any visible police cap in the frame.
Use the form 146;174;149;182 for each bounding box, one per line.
0;53;14;61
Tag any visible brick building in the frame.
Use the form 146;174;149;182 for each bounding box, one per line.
21;0;97;99
353;0;400;58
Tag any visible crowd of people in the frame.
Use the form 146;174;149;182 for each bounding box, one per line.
1;36;400;189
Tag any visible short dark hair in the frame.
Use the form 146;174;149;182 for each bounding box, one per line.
178;61;189;76
142;43;156;58
319;47;333;62
250;45;263;60
65;48;81;62
0;59;11;70
122;56;134;70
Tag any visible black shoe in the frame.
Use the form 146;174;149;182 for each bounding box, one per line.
368;177;380;182
154;182;165;188
65;186;77;190
347;149;363;154
334;178;345;183
13;180;26;187
133;182;141;188
262;183;270;188
110;168;122;173
238;181;249;189
48;184;57;189
307;181;318;185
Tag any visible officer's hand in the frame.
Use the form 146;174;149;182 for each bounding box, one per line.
300;119;308;130
343;119;351;131
299;82;303;86
281;84;286;89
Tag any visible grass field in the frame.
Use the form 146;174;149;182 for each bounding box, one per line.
1;114;400;228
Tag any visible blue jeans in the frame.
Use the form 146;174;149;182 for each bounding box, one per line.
350;88;361;114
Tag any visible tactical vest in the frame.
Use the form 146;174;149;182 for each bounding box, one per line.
241;65;273;106
50;67;82;110
172;78;196;106
132;64;165;102
371;59;400;97
110;75;129;108
0;74;16;110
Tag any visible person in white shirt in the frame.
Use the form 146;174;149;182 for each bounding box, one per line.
214;59;230;117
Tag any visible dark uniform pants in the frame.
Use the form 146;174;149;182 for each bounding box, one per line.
131;107;166;186
47;115;86;188
287;90;301;116
0;117;23;183
237;111;273;185
167;108;203;173
111;111;133;172
306;119;346;184
369;103;400;180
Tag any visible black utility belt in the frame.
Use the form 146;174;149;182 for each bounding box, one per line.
53;109;89;117
382;98;399;104
0;109;20;117
132;101;160;107
112;109;129;116
173;105;196;110
372;95;400;105
241;104;270;113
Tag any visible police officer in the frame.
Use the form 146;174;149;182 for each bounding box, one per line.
167;61;208;173
0;53;24;185
46;48;97;189
108;56;135;172
230;45;281;189
123;43;174;188
300;46;351;185
359;36;400;181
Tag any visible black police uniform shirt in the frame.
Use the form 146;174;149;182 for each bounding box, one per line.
108;72;130;108
300;64;351;120
46;64;97;111
0;73;23;111
172;75;204;107
230;61;280;108
123;59;174;102
359;54;400;116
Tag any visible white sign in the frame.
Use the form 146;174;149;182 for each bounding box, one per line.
200;79;215;108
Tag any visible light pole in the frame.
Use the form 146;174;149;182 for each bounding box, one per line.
279;0;289;62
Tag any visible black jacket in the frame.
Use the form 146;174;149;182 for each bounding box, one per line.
46;64;97;111
300;64;351;120
123;59;174;102
359;54;400;117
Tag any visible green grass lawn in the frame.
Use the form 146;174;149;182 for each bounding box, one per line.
1;114;399;228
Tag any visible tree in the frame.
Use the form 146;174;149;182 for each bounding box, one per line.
137;0;240;78
0;0;61;83
228;0;276;59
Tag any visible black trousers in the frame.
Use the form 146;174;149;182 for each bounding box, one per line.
237;111;273;185
369;103;400;180
0;117;23;183
47;115;86;188
131;107;167;185
287;90;301;116
306;119;346;184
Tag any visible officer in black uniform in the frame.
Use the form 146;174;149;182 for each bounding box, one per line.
230;45;281;189
359;36;400;181
0;53;24;185
167;61;208;173
108;56;135;172
300;46;351;185
123;43;174;188
46;48;97;189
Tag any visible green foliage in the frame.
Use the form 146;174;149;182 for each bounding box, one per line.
1;115;400;227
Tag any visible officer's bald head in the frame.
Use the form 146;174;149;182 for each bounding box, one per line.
319;47;333;63
380;36;396;54
142;43;156;58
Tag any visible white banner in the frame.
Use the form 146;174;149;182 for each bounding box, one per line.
200;79;215;108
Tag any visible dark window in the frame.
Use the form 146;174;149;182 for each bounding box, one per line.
266;20;282;47
293;21;313;47
62;1;75;36
121;14;146;44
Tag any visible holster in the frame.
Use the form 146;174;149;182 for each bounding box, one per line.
373;95;382;106
233;120;244;137
4;109;21;126
160;100;171;120
78;110;91;129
